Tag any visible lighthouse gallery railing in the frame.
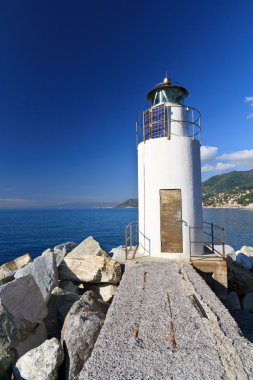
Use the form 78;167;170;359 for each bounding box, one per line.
136;104;201;145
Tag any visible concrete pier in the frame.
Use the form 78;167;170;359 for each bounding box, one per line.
80;259;253;380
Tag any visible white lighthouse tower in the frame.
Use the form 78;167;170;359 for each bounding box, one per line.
137;76;203;258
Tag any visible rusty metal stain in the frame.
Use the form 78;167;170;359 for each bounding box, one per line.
160;189;183;253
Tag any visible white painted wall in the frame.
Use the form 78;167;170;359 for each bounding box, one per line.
138;135;203;258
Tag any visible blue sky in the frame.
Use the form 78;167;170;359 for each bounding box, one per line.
0;0;253;207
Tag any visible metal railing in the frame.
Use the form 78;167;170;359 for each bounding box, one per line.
138;230;151;256
136;104;201;145
189;221;225;261
124;220;138;260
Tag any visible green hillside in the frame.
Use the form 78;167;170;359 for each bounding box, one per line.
202;169;253;206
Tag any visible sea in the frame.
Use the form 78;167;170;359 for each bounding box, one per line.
0;208;252;265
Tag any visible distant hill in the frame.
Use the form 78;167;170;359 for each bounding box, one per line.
115;198;138;208
202;169;253;206
116;170;253;208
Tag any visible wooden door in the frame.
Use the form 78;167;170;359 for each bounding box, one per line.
160;189;183;253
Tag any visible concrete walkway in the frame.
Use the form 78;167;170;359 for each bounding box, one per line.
80;259;253;380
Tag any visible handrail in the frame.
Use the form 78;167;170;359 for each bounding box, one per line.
124;220;138;260
189;221;225;261
138;230;151;255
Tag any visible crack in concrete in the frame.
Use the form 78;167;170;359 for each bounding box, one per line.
166;293;177;352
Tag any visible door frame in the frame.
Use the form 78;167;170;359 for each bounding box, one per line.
159;189;183;253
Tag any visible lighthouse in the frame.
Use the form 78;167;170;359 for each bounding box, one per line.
137;76;203;258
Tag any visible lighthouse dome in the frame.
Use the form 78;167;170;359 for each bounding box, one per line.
147;76;188;106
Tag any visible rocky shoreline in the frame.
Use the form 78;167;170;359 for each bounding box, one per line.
0;236;122;379
1;237;253;379
203;205;253;209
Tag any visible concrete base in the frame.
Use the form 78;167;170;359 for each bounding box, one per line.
191;254;228;301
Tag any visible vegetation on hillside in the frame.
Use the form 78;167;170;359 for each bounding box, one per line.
202;169;253;207
116;170;253;208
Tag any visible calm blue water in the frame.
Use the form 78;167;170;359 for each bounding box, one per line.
0;208;252;265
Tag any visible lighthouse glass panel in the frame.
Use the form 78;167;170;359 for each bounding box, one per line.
152;88;185;106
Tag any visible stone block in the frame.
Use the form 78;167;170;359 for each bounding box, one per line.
66;236;109;259
0;275;47;325
44;287;80;339
43;242;78;267
61;291;105;379
0;254;32;285
242;292;253;312
227;291;241;311
15;252;58;303
16;322;48;358
59;255;121;284
13;338;64;380
84;283;118;302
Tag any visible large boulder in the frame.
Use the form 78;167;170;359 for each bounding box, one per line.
58;280;80;294
0;275;47;328
16;322;47;358
240;246;253;257
61;291;106;380
0;346;17;380
110;245;144;262
0;275;48;376
0;254;32;285
227;256;253;296
84;283;117;302
227;291;241;311
66;236;109;259
13;338;64;380
59;255;121;284
15;252;58;303
235;251;253;270
242;292;253;312
44;287;80;339
43;242;77;267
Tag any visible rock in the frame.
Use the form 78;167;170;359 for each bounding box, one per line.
42;248;54;255
84;283;117;302
227;256;253;296
44;287;80;339
240;246;253;257
80;291;109;316
227;291;241;311
242;292;253;312
0;276;48;373
43;242;78;267
15;252;58;303
0;275;47;327
110;245;127;262
0;304;18;350
0;254;32;285
16;322;47;358
110;245;145;263
66;236;109;259
0;346;17;380
13;338;64;380
0;270;15;286
59;255;121;284
58;280;80;294
235;251;253;270
61;291;105;380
